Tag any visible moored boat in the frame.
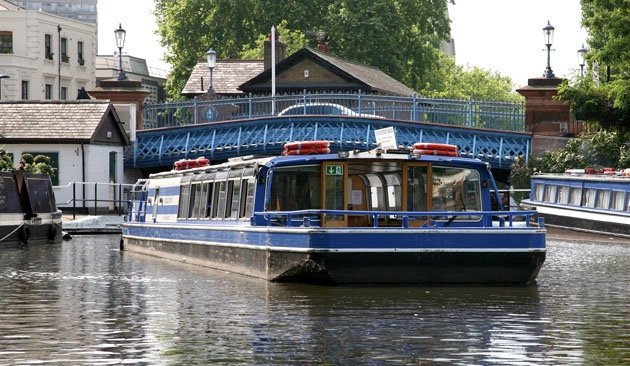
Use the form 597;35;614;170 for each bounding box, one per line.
122;143;546;284
0;171;62;246
521;169;630;237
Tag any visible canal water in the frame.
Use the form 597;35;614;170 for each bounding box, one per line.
0;232;628;365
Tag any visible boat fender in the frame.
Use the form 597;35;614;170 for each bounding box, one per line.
48;225;58;242
20;226;30;244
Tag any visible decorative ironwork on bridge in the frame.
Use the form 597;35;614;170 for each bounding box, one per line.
129;92;529;170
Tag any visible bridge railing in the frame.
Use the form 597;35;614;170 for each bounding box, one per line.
143;91;525;132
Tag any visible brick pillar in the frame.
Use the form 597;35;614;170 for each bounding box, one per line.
516;77;581;158
263;32;286;70
88;79;151;131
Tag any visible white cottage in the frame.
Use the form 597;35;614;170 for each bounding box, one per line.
0;100;129;212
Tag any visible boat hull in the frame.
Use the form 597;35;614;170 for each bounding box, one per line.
122;225;546;285
522;202;630;238
0;213;63;246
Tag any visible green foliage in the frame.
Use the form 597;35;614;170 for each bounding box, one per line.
422;53;522;102
556;1;630;132
239;20;308;59
155;0;454;99
531;130;630;173
20;154;56;177
508;155;533;203
0;149;13;170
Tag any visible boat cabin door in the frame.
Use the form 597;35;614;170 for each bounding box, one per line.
321;162;348;227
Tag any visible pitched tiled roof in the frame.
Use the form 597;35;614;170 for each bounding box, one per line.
0;100;113;141
307;47;416;96
182;60;264;96
239;47;417;96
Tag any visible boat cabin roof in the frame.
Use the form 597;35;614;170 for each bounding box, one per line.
532;172;630;183
150;150;490;179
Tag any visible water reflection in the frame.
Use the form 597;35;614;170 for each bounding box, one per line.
0;235;628;365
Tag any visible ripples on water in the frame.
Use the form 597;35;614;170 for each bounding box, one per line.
0;234;628;365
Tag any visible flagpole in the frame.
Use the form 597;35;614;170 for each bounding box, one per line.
271;25;276;115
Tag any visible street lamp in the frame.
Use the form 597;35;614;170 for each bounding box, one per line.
578;43;588;77
206;48;217;93
114;23;127;80
0;74;9;100
542;20;555;78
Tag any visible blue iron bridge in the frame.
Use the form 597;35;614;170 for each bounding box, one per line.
128;92;529;170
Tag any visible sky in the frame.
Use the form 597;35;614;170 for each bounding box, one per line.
97;0;588;87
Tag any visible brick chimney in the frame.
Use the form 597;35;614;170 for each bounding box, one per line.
263;31;286;70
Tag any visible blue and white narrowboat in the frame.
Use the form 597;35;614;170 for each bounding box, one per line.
521;169;630;237
122;142;546;284
0;171;62;246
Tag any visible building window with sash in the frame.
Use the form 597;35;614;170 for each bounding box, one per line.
61;87;67;100
77;41;84;65
21;80;29;100
45;34;53;59
0;31;13;54
61;37;68;63
45;84;53;99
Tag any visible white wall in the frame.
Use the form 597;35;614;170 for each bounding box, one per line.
3;143;127;210
0;9;96;100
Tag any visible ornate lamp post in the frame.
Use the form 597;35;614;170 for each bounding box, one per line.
206;48;217;93
543;20;555;78
578;43;588;77
114;24;127;80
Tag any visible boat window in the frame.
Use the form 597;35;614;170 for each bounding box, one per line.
241;178;256;218
627;194;630;212
534;183;544;201
229;179;241;218
367;174;386;211
178;175;193;219
189;177;207;219
611;191;625;211
384;173;402;211
557;185;570;204
269;165;321;211
582;188;597;208
595;190;611;209
213;171;229;218
407;165;428;212
544;185;556;203
202;172;216;218
569;187;582;205
226;169;243;219
432;166;481;214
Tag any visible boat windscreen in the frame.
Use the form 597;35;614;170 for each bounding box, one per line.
0;173;23;213
25;176;56;213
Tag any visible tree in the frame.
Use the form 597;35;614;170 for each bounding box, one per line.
557;1;630;132
154;0;453;99
422;52;522;102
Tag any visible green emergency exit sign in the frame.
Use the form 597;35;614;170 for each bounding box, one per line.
326;165;343;176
